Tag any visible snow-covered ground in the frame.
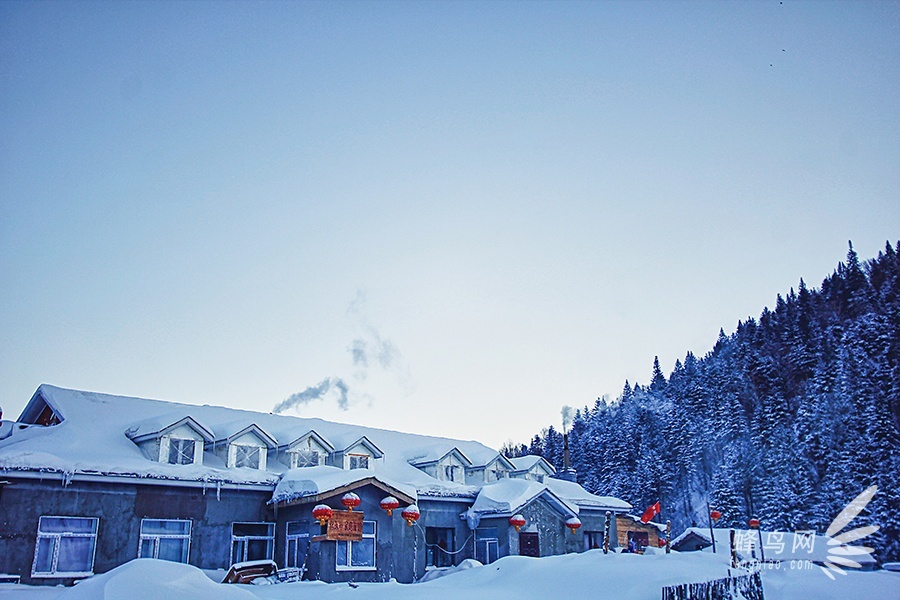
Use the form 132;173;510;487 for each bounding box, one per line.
1;551;898;600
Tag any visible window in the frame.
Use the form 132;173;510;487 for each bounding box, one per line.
168;438;196;465
139;519;191;563
234;445;261;469
348;454;369;470
425;527;455;567
443;465;461;482
475;527;499;564
285;521;309;569
32;516;99;578
231;523;274;564
486;467;507;482
291;449;320;469
336;521;375;570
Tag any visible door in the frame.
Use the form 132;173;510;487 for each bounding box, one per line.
519;532;540;557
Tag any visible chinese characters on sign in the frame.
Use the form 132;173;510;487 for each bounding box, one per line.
326;510;364;541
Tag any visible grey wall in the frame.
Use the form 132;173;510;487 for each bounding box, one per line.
0;476;272;585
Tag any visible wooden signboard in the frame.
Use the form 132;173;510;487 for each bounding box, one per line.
326;510;364;541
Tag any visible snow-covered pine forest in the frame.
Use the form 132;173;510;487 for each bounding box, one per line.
505;242;900;562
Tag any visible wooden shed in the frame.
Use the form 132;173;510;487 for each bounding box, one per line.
615;514;666;553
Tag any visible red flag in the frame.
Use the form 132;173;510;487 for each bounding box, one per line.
641;501;661;523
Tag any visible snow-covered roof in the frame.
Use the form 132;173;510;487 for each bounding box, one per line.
509;455;556;474
408;446;473;468
620;513;667;533
125;413;216;444
544;478;631;512
463;478;580;528
670;527;877;565
270;465;417;505
0;385;629;515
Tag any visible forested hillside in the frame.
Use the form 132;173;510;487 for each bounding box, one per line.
507;242;900;561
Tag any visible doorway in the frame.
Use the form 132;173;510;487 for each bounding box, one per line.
519;532;539;557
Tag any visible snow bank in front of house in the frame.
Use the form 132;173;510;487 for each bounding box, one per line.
62;559;257;600
7;550;900;600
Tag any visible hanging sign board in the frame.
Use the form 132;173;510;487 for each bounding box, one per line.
326;510;364;541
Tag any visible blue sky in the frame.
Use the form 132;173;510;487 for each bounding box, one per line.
1;0;898;447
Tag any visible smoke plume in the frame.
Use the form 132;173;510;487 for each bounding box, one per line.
561;405;573;434
273;377;350;414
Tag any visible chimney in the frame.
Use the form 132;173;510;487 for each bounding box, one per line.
560;433;577;483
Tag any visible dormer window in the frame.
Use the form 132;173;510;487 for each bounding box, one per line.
126;415;213;467
278;431;333;470
338;436;382;471
349;454;369;470
291;449;320;469
234;445;261;469
214;424;277;471
168;438;196;465
443;465;462;483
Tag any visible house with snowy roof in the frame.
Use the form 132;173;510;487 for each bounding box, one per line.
0;385;632;585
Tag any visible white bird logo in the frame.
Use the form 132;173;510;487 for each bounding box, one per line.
821;485;879;580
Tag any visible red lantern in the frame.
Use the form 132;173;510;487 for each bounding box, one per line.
401;505;420;527
380;496;400;516
658;537;667;548
748;517;760;529
312;504;333;526
566;516;582;534
710;509;722;522
341;492;361;511
509;514;526;532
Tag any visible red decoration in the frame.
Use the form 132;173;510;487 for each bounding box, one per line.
312;504;333;526
658;537;667;548
401;505;420;527
641;501;661;524
509;514;526;532
710;509;722;521
380;496;400;516
341;492;361;511
748;517;760;529
566;516;582;534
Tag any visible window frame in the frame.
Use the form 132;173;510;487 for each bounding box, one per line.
230;522;274;565
290;449;320;469
167;438;196;465
31;516;99;579
284;521;309;569
138;518;191;563
348;453;370;470
335;520;376;571
233;445;261;469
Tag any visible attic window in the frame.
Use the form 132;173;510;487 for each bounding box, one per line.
168;439;196;465
443;465;462;482
234;445;261;469
291;449;320;469
348;454;369;470
36;405;61;426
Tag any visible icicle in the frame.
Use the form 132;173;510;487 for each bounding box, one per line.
216;479;221;501
202;477;208;496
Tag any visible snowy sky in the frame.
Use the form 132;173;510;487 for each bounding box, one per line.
1;1;898;448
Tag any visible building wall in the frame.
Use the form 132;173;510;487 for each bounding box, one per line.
0;476;272;585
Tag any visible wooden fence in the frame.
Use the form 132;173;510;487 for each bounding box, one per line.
661;571;764;600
